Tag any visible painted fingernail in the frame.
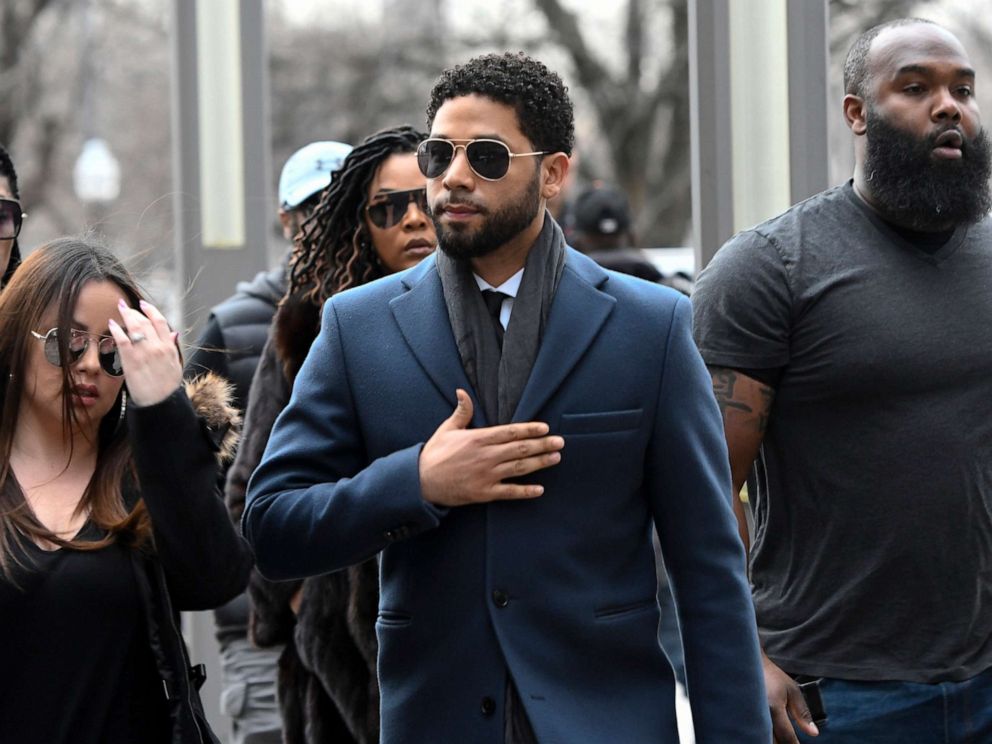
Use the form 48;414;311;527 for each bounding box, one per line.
140;300;151;309
108;318;120;329
117;298;127;308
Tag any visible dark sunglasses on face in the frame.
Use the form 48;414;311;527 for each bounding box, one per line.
417;138;547;181
0;198;26;240
365;188;429;229
30;327;123;377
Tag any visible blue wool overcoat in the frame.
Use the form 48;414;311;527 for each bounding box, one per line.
244;249;771;743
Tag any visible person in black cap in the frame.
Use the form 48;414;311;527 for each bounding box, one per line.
569;183;662;282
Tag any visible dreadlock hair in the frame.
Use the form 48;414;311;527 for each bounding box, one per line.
289;125;426;308
0;143;21;288
426;51;574;157
844;18;938;98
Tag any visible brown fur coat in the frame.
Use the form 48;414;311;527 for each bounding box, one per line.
184;373;241;465
226;292;379;744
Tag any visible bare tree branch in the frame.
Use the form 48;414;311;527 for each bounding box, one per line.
626;0;643;87
531;0;616;115
0;0;66;145
530;0;691;244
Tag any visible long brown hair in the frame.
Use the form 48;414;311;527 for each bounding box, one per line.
0;238;152;581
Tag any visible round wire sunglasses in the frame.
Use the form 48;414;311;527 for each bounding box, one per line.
30;327;124;377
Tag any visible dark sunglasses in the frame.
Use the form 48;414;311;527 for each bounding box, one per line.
30;328;123;377
417;138;547;181
0;198;26;240
365;188;429;229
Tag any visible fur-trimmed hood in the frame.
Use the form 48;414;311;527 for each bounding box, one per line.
183;372;241;464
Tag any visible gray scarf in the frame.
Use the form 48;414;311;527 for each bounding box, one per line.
436;212;566;425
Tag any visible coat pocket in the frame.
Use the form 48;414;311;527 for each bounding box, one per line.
560;408;642;435
593;596;657;622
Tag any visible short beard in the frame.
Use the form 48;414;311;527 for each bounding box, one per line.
863;108;992;231
434;172;542;260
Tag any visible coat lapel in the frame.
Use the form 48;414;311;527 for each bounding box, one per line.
512;251;616;423
389;258;488;428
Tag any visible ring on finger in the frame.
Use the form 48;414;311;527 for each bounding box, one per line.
129;332;147;344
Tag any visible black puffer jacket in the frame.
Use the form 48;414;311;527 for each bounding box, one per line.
127;375;252;743
187;261;287;412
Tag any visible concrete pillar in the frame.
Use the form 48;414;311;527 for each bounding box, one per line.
170;1;271;739
689;0;830;270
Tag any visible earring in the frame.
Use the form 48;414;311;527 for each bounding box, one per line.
353;226;368;253
115;389;128;431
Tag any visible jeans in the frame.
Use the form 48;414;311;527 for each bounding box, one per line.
796;666;992;744
219;637;284;744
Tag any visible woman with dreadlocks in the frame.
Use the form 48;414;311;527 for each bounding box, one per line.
226;125;434;744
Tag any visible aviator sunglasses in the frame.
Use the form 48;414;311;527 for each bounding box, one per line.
30;328;124;377
417;138;547;181
365;188;429;229
0;198;26;240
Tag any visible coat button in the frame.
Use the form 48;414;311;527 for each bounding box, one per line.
481;696;496;716
492;589;509;608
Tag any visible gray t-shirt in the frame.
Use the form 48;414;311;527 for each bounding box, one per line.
692;181;992;683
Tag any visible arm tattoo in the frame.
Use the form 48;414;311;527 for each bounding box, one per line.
711;369;753;417
710;367;775;432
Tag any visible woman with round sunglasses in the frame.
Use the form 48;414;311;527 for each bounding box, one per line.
0;143;25;288
226;125;435;744
0;238;251;743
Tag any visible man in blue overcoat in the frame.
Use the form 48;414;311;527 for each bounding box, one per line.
244;51;770;744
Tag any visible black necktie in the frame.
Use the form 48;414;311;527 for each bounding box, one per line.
481;289;509;348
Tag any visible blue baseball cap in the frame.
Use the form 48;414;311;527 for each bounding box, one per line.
278;141;353;210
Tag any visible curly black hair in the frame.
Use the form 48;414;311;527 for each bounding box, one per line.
426;51;574;156
844;18;937;98
289;125;425;307
0;143;21;288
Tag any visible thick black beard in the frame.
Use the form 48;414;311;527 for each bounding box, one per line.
863;109;992;231
434;174;542;260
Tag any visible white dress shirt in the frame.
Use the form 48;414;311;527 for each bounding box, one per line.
473;268;524;330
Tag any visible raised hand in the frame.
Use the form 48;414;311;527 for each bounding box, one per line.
419;389;564;507
108;299;182;407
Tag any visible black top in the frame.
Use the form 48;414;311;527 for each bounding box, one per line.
0;522;169;743
733;186;955;389
693;181;992;682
